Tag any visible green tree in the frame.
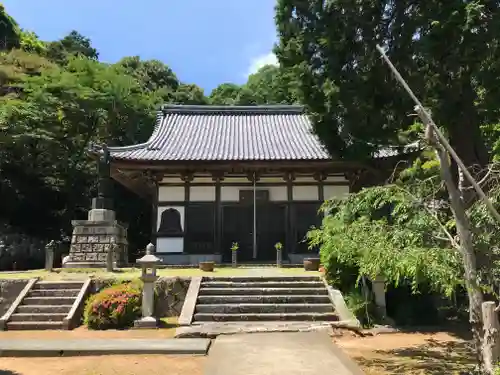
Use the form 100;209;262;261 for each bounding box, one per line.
209;65;299;105
0;4;20;50
116;56;180;93
209;83;243;105
275;0;499;168
45;31;99;65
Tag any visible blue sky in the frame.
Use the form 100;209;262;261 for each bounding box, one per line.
2;0;278;93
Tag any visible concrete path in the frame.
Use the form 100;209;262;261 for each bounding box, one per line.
0;338;210;356
204;331;365;375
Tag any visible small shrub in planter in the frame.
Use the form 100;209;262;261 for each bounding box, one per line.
84;282;142;330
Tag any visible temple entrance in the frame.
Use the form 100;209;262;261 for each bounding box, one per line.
221;204;253;262
221;202;286;262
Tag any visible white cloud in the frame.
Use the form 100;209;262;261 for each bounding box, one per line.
246;52;278;76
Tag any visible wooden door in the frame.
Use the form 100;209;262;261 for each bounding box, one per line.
256;203;286;261
221;204;254;262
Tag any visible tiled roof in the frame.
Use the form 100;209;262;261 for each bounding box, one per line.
107;105;332;162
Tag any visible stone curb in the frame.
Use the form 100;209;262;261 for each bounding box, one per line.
178;277;201;326
0;338;211;357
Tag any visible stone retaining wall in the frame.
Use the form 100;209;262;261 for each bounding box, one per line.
90;277;190;318
0;279;28;316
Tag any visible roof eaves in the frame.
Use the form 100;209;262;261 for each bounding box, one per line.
105;110;165;154
160;104;305;115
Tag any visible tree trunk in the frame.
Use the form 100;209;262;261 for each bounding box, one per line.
446;81;490;202
431;133;485;369
482;301;500;375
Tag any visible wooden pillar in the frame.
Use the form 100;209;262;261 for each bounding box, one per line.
314;172;326;202
181;173;193;253
212;172;224;255
284;172;295;254
147;171;162;244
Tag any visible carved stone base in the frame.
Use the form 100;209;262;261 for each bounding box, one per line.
65;209;128;269
134;316;159;329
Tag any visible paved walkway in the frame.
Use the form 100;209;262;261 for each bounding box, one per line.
203;331;365;375
0;338;210;356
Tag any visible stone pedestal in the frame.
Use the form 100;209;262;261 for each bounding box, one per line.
65;208;128;268
134;277;158;329
371;276;387;318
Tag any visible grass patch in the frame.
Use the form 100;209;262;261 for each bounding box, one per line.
0;267;320;280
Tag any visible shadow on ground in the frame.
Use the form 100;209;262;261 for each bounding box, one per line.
393;322;473;341
0;370;21;375
354;338;476;374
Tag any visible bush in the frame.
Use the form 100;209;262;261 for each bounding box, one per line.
84;282;142;330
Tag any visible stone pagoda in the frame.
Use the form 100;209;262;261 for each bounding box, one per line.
65;144;128;268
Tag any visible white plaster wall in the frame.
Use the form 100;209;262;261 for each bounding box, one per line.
268;186;287;201
324;185;350;200
293;176;316;182
158;186;184;202
157;206;185;231
221;186;240;202
156;237;183;253
324;175;348;183
221;186;287;202
192;177;216;183
190;186;216;201
161;176;183;184
293;185;318;201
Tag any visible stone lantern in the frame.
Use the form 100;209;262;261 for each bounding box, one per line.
134;243;162;329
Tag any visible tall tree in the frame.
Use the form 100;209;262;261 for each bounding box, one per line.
0;4;20;50
45;31;99;65
209;65;299;105
275;0;500;168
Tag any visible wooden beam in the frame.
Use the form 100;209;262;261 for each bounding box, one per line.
110;168;153;200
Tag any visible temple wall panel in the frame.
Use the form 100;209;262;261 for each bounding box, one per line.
156;206;185;253
221;186;239;202
161;176;184;184
268;186;287;201
158;186;184;202
157;206;185;231
190;186;216;201
324;185;349;200
157;237;183;253
192;177;215;183
324;175;348;183
292;185;318;201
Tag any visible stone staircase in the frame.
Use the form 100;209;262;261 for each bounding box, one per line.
192;276;338;323
6;281;84;330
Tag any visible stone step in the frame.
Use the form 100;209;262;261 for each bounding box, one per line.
193;312;339;322
17;305;73;314
6;321;64;330
203;276;321;282
22;297;76;305
199;288;328;296
201;281;324;289
29;289;80;297
33;281;84;290
9;313;67;322
195;303;334;314
197;295;331;304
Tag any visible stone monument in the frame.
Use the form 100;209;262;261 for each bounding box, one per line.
65;143;128;268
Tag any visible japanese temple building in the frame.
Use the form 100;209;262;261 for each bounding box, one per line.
101;105;416;265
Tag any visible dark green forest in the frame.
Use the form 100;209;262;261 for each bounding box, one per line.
2;1;500;270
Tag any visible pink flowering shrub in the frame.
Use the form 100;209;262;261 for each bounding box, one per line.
84;282;142;330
